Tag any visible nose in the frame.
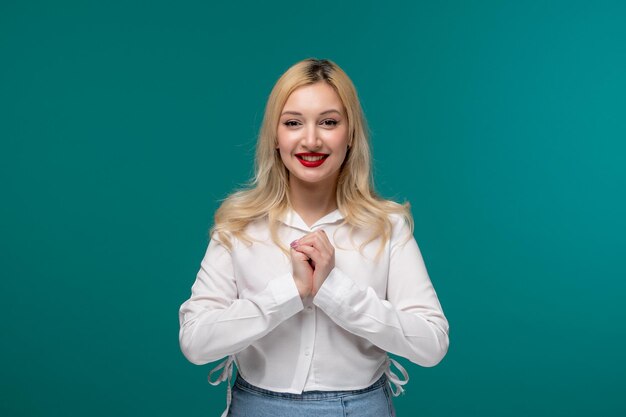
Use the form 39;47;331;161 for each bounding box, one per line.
302;124;321;150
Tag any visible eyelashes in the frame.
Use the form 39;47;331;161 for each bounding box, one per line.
283;119;339;127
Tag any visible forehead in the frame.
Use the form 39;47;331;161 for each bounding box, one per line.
282;82;344;113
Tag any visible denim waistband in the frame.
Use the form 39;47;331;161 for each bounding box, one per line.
233;374;388;401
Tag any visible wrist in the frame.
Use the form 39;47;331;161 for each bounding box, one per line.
294;279;310;299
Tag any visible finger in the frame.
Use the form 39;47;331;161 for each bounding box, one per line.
290;247;311;262
295;244;331;273
317;229;333;252
297;230;331;250
293;243;321;262
308;230;333;256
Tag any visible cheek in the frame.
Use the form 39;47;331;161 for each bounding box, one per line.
276;129;297;150
336;148;349;165
275;133;287;153
328;129;349;152
276;147;289;165
275;140;293;167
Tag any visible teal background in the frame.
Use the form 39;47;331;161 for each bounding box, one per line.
1;0;625;416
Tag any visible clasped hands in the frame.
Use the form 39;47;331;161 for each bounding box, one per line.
290;229;335;299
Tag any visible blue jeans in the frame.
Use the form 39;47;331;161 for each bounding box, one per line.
227;374;396;417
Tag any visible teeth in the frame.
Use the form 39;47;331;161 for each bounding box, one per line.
301;155;325;161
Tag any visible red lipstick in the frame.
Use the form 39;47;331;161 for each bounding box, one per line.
295;153;329;168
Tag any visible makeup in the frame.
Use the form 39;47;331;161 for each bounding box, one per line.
296;152;329;168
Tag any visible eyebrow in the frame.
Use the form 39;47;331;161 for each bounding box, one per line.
281;109;342;116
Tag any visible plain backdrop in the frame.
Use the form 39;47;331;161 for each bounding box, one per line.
1;1;625;416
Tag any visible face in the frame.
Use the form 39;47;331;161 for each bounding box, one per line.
276;82;350;190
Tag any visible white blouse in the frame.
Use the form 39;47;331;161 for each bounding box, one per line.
178;209;449;416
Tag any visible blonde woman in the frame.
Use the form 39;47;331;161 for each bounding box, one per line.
178;58;450;417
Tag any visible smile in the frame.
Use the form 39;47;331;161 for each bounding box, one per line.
296;153;329;168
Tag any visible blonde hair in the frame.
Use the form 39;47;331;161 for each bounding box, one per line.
212;58;413;254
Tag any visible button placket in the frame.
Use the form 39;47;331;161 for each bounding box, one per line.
302;302;316;357
290;299;317;391
284;215;332;391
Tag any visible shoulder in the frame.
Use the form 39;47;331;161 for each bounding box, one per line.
243;215;271;237
212;216;272;250
388;211;408;226
387;211;414;247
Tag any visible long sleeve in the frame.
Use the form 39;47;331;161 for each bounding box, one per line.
178;238;304;365
312;217;450;367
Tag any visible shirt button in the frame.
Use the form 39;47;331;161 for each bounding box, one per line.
306;306;313;312
304;349;310;356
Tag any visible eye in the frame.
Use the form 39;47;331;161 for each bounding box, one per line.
283;120;301;127
321;119;338;127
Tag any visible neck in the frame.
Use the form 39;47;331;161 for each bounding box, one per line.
288;176;338;227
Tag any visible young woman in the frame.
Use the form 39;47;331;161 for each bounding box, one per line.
178;58;450;417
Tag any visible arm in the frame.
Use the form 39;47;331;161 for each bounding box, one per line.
312;218;450;367
178;238;304;365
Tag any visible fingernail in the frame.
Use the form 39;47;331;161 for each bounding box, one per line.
290;240;299;248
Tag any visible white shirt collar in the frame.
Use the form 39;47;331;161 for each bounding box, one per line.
278;208;345;232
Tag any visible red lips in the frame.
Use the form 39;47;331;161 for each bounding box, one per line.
295;153;329;168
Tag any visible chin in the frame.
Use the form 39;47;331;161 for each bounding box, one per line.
294;171;338;185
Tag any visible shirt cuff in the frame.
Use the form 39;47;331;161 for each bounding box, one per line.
312;267;356;316
266;273;304;320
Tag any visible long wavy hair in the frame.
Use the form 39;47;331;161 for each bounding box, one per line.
212;58;412;254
